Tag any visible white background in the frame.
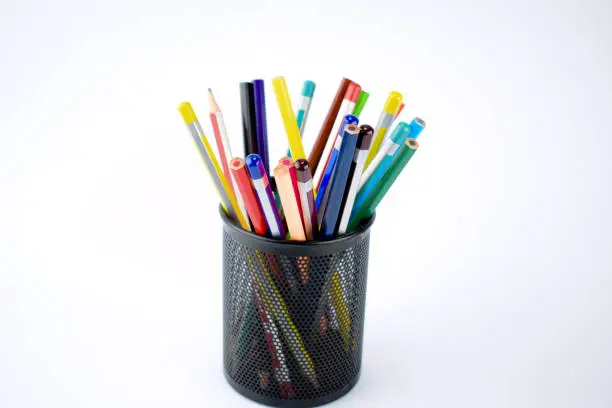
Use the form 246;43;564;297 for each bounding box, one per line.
1;0;611;407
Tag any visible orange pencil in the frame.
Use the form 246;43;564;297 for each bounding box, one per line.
274;160;306;241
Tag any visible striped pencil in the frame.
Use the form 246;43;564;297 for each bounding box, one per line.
208;89;248;223
363;91;403;168
230;158;269;236
349;138;420;231
246;154;286;239
296;80;316;135
294;159;317;240
320;124;360;238
337;124;375;235
315;114;359;224
313;82;361;190
359;118;425;190
178;102;249;230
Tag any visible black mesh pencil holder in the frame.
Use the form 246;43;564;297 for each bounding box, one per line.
221;209;375;407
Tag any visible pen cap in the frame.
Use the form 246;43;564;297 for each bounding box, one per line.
389;122;412;144
345;82;362;102
178;102;198;124
383;91;403;115
245;154;266;179
301;80;316;97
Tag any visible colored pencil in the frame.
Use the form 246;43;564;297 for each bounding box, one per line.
230;157;269;236
274;160;306;241
246;154;286;239
337;124;375;235
208;89;248;223
278;156;303;222
240;82;258;157
252;79;270;175
359;119;424;189
294;159;317;240
364;91;403;168
349;138;420;231
272;76;306;160
330;271;351;350
315;114;359;223
252;280;295;397
395;102;405;121
178;102;249;230
296;80;316;135
314;82;361;190
352;90;369;118
320;124;360;238
308;78;352;174
244;250;318;387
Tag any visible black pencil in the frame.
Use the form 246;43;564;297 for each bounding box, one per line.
240;82;258;157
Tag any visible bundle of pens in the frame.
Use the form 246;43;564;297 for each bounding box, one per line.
178;76;426;405
178;77;425;239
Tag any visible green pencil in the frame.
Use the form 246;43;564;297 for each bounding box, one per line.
352;91;369;117
348;138;419;231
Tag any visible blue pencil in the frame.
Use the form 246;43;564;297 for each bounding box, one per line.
253;79;270;175
319;124;360;238
315;114;359;223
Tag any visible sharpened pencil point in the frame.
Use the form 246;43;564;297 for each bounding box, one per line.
207;89;220;113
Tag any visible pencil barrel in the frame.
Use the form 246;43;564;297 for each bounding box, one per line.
222;208;374;407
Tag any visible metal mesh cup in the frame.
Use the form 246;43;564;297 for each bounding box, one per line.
221;209;375;407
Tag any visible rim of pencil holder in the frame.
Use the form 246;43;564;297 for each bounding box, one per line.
219;206;375;256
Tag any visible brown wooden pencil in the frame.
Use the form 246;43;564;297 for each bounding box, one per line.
307;77;352;175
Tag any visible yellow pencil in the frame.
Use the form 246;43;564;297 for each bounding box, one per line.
272;77;306;160
364;91;403;168
178;102;250;230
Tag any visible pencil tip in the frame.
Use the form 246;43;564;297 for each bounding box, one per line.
208;89;219;112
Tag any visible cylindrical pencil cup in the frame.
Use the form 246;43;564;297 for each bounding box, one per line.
221;209;374;407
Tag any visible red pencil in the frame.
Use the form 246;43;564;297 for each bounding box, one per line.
230;157;268;236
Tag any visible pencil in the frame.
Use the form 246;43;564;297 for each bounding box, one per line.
352;90;369;118
363;91;403;168
274;160;306;241
320;124;360;238
245;250;318;387
240;82;258;157
359;119;424;189
296;80;316;135
178;102;249;230
314;82;361;190
208;89;248;223
252;79;270;175
337;124;374;235
272;76;306;160
230;157;269;236
245;154;286;239
278;156;303;222
308;78;352;174
395;102;405;121
294;159;317;240
349;138;419;231
252;280;295;397
315;114;359;222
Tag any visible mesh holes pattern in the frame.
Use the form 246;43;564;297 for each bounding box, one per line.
223;231;370;403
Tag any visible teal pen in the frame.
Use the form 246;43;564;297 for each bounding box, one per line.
287;80;316;158
354;118;425;212
358;118;425;191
